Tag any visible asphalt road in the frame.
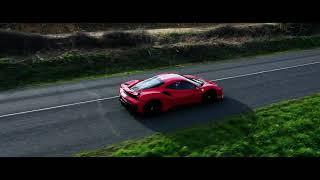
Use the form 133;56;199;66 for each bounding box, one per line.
1;48;320;156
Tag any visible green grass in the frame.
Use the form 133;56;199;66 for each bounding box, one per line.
76;93;320;157
1;36;320;91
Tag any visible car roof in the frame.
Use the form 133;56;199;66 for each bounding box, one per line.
157;73;186;81
157;73;184;80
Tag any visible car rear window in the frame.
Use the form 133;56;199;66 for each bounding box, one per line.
130;77;164;91
183;76;204;86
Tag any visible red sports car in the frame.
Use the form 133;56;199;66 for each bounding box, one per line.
119;73;223;115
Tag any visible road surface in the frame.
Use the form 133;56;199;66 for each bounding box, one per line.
1;48;320;156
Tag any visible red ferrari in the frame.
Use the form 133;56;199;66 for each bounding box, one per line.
119;73;223;115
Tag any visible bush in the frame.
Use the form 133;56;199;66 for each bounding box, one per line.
280;23;319;36
205;24;285;38
0;30;51;54
70;32;101;48
100;31;154;47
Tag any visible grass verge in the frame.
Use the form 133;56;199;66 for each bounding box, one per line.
76;93;320;157
1;36;320;91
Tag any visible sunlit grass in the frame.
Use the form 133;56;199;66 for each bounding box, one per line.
76;93;320;157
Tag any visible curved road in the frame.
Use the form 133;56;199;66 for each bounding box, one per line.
1;48;320;156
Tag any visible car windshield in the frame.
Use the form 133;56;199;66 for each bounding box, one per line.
130;76;164;91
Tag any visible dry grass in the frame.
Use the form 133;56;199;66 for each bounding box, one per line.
0;23;226;34
1;23;319;91
0;23;288;54
1;35;320;91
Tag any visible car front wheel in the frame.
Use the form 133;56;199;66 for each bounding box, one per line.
202;90;217;104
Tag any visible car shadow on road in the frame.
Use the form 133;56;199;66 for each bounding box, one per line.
123;97;257;157
131;96;255;133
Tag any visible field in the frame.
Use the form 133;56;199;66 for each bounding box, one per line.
76;93;320;157
0;23;223;34
1;23;320;91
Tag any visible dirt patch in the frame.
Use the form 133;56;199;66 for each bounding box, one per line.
0;23;222;34
0;23;316;55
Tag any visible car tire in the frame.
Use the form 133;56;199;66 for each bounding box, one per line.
202;90;217;104
143;100;162;116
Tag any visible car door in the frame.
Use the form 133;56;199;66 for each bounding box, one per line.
164;80;202;106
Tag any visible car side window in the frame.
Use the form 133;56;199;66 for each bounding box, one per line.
166;81;196;90
166;81;179;89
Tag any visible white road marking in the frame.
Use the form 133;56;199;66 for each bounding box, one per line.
212;61;320;82
0;96;119;118
0;61;319;118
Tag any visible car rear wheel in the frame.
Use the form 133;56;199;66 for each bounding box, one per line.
143;100;162;116
202;90;217;104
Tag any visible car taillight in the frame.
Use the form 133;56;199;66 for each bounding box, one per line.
125;91;140;100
